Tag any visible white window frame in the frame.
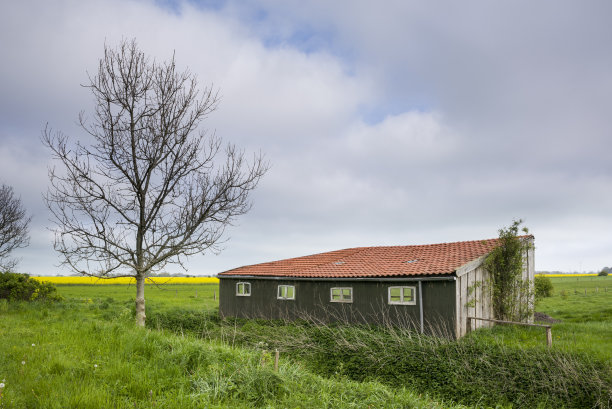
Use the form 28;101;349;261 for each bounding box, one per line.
388;286;416;305
330;287;353;303
277;285;295;300
235;282;251;297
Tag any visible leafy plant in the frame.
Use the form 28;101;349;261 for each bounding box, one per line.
484;220;533;322
599;270;609;277
0;272;62;302
535;275;554;300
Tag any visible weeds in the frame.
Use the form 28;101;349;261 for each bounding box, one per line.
149;307;612;408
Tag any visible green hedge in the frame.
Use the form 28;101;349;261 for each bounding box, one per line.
148;309;612;409
0;272;63;302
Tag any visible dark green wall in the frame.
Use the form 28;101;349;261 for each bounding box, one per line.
219;278;456;337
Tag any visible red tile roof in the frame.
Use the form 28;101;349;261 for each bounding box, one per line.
219;237;529;278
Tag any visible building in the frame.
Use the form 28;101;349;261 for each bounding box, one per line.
217;237;535;338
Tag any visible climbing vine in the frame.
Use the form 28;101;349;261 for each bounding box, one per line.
484;220;533;322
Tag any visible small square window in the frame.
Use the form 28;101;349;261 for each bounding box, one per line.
236;282;251;296
277;285;295;300
330;287;353;303
388;286;416;305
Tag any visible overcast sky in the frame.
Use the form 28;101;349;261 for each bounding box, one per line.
1;0;611;275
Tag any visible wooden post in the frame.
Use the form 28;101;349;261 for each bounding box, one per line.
466;317;472;334
274;349;279;372
213;290;216;301
546;327;552;348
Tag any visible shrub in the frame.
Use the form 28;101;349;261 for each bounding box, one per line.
535;275;554;299
0;272;62;301
303;324;612;409
599;270;609;277
484;220;533;321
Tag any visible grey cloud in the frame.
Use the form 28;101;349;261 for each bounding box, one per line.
1;0;611;275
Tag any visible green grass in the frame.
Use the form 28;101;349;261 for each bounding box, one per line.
0;299;471;409
3;276;610;408
467;276;612;362
55;283;219;311
539;276;612;322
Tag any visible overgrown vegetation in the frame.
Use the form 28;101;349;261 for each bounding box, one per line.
148;308;612;409
0;300;467;409
3;278;610;408
484;220;533;321
0;272;62;302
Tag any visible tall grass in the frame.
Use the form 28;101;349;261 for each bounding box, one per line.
0;299;470;409
148;308;612;409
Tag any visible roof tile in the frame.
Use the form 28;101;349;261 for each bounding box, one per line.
219;237;531;278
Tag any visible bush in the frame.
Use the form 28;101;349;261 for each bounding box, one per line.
598;270;609;277
535;275;554;299
303;325;612;409
0;272;63;301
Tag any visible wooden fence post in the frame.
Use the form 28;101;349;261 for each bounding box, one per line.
466;317;472;334
546;327;552;348
274;349;279;372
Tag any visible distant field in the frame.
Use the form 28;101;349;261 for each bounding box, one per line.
53;283;220;312
33;276;219;285
536;273;600;277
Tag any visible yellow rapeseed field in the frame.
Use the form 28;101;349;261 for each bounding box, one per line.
535;273;599;278
33;276;219;285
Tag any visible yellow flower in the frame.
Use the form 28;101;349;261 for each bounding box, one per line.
32;276;219;285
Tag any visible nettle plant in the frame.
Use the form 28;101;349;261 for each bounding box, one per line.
484;220;534;322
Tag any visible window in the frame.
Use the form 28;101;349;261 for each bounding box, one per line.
388;286;416;305
236;282;251;296
330;287;353;303
277;285;295;300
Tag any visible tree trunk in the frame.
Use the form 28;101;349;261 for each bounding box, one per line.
135;274;146;327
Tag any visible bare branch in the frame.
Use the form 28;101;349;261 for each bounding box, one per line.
0;184;31;270
43;39;268;326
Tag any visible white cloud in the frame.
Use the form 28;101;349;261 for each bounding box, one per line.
1;0;611;274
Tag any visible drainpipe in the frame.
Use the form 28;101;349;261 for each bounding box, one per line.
419;281;424;334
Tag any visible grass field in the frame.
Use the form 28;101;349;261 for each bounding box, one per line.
468;276;612;362
1;276;610;408
49;277;612;363
33;276;219;285
54;283;219;312
0;298;468;409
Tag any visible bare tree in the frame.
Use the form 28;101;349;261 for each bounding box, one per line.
43;39;268;326
0;184;31;271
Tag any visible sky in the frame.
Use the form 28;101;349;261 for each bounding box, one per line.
1;0;611;275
